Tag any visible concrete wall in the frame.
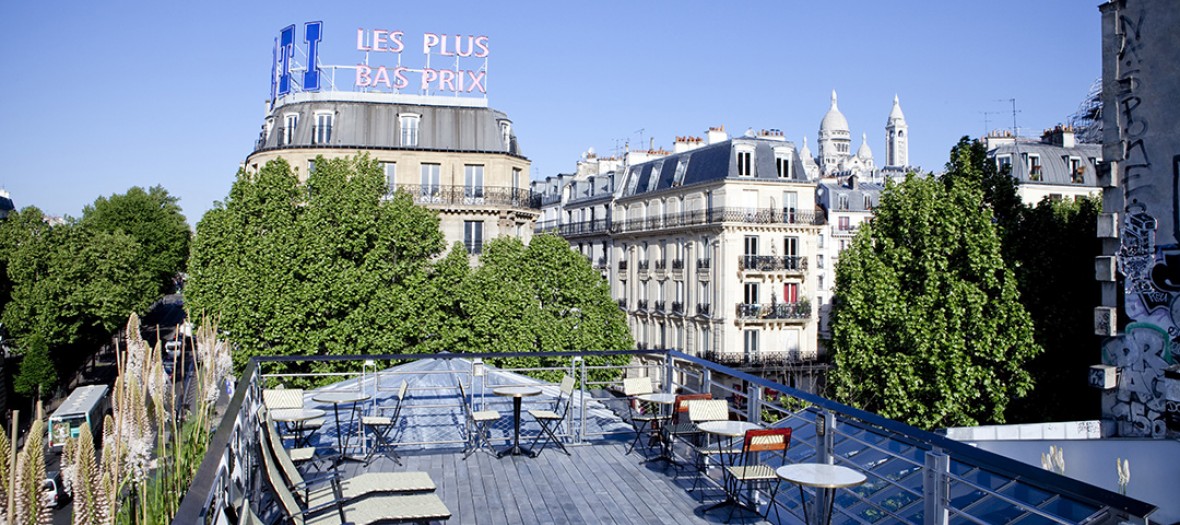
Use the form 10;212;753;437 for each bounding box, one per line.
1098;0;1180;438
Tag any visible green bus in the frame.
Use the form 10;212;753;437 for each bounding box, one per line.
47;384;109;452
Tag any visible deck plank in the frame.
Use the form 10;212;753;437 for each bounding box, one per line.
330;438;772;524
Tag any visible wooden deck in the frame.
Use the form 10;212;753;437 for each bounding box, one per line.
342;440;780;525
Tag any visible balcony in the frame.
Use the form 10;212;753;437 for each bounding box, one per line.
637;260;650;278
736;301;811;322
704;350;819;368
558;219;610;237
391;184;539;210
594;256;608;269
612;207;824;235
670;301;684;315
653;300;666;313
636;299;649;311
696;303;711;317
617;298;627;310
738;255;808;273
697;258;711;270
180;351;1153;525
654;260;667;278
618;260;628;271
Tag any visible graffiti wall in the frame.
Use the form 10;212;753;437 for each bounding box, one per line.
1100;0;1180;438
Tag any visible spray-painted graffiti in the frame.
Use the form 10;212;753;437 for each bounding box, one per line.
1102;0;1180;439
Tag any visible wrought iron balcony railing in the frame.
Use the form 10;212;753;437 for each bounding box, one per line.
636;299;649;311
618;260;628;271
738;255;808;272
736;301;811;320
696;303;711;316
653;301;666;313
637;260;650;271
671;259;685;270
654;260;667;271
670;301;684;315
612;207;824;234
697;258;711;270
390;184;538;210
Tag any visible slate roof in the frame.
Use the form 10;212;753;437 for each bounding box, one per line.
619;138;808;199
990;141;1102;187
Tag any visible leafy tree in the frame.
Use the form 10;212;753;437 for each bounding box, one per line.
830;173;1041;429
0;207;155;350
1004;196;1102;422
940;137;1103;422
13;334;56;398
187;155;445;376
463;235;633;382
80;186;191;297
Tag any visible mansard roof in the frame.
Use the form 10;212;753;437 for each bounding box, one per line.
619;138;808;198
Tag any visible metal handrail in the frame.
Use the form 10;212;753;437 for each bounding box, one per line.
389;184;537;210
177;349;1155;525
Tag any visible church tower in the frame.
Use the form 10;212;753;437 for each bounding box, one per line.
885;94;908;168
818;90;851;176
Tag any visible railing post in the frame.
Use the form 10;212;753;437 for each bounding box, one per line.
748;384;763;424
814;410;837;525
577;356;587;444
924;450;950;525
701;367;712;397
663;354;675;393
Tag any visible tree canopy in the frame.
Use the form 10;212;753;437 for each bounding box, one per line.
188;155;630;382
0;206;156;351
830;169;1041;429
80;185;191;297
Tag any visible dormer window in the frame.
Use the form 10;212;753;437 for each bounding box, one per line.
837;194;849;211
399;114;421;147
265;118;275;140
500;122;512;152
996;155;1012;172
1066;156;1084;184
864;195;872;210
1023;153;1042;181
283;113;298;145
736;148;754;176
673;157;689;186
313;112;333;145
774;149;793;178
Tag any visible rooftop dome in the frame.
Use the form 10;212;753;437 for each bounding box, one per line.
888;94;905;121
820;90;850;133
856;133;873;159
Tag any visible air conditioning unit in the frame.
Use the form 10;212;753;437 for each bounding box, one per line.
1089;364;1118;390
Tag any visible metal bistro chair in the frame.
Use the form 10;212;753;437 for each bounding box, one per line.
622;377;659;455
362;380;408;466
264;388;325;449
527;375;575;457
457;378;501;459
725;427;793;522
687;399;739;497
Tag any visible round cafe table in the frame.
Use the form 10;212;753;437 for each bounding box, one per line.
697;420;762;514
270;408;326;447
492;385;542;457
635;393;677;464
312;391;371;463
775;463;867;525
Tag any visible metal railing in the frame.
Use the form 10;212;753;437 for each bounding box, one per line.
696;303;711;317
612;207;824;234
178;350;1155;525
736;301;811;320
389;184;538;210
738;255;808;272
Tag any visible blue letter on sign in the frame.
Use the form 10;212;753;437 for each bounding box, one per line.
277;24;295;96
303;21;323;92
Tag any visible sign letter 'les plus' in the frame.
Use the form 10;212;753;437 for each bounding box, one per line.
273;21;324;97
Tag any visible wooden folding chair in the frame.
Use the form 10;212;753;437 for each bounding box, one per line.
725;427;793;522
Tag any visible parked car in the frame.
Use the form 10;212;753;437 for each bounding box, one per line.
44;470;69;508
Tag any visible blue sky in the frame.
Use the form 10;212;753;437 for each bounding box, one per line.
0;1;1100;225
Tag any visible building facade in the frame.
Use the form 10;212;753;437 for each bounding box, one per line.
245;91;538;255
814;177;883;344
983;126;1102;205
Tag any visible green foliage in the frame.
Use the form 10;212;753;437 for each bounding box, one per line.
187;155;446;379
80;186;191;297
461;235;633;382
830;173;1041;429
13;334;56;397
1004;196;1102;422
0;207;156;351
189;156;632;384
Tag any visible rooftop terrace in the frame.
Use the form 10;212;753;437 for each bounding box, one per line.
175;351;1156;525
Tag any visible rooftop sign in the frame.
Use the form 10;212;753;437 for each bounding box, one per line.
270;21;489;101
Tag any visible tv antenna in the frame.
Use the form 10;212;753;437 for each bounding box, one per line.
996;98;1022;137
981;110;1006;137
